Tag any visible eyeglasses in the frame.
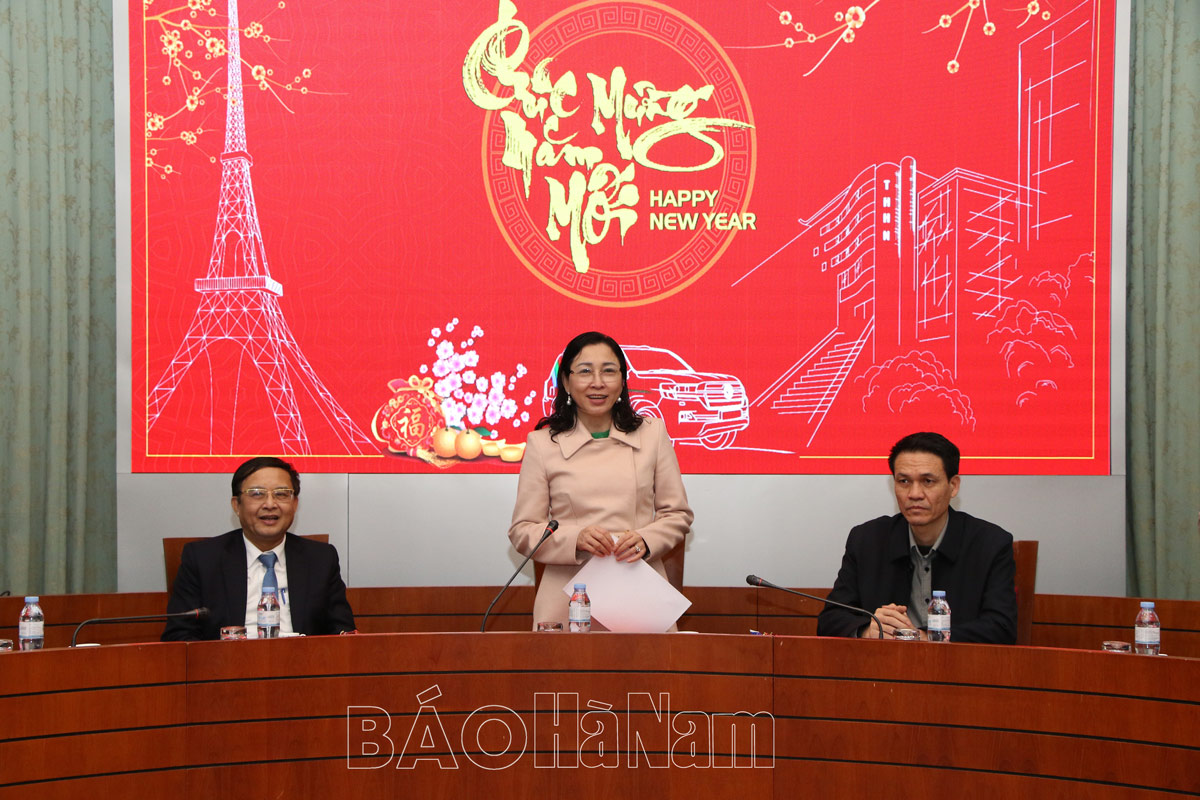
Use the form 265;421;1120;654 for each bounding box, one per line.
241;487;296;502
570;366;622;383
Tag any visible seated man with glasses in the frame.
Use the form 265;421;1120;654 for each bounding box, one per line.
162;456;356;640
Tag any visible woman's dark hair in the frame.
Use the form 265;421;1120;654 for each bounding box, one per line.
535;331;643;439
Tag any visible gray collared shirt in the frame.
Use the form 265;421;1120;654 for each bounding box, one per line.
908;521;948;629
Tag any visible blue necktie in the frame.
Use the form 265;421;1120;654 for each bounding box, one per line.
259;552;279;595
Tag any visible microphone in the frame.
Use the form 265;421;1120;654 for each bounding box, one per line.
746;575;884;639
71;607;209;647
481;520;558;632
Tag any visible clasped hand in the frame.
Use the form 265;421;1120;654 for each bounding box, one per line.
577;526;646;562
862;603;925;639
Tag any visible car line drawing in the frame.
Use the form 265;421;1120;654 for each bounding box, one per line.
543;345;750;450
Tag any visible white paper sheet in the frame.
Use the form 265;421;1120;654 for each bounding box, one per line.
562;555;691;633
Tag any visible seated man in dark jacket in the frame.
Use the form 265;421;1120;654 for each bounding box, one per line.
816;432;1017;644
162;456;355;641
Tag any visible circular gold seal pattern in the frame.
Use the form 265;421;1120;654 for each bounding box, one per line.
480;0;756;307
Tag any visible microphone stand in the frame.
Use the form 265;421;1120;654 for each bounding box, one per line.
746;575;884;639
481;521;558;632
71;608;209;647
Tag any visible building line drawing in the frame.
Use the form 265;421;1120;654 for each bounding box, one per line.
146;0;373;456
1018;0;1093;245
734;156;1023;441
751;329;839;409
735;155;1034;443
770;322;875;446
727;1;1099;448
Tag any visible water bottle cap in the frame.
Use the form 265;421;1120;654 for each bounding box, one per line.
1140;601;1154;609
574;583;586;590
24;596;38;603
932;590;946;598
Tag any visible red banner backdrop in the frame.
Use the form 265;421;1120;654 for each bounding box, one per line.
132;0;1114;475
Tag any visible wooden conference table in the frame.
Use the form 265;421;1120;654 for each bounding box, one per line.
1;589;1197;799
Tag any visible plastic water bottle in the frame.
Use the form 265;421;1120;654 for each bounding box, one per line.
257;589;281;639
18;596;45;651
568;583;591;633
1133;601;1160;655
927;590;951;642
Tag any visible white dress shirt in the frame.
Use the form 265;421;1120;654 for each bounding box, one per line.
243;535;294;637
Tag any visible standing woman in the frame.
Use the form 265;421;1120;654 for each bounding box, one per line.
509;331;694;629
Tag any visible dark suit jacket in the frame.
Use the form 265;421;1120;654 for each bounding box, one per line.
816;508;1017;644
161;530;356;641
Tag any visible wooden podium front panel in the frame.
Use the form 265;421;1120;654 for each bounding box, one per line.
754;587;826;637
771;637;1200;797
347;585;767;635
0;593;174;648
1;631;1197;798
0;643;188;799
1033;594;1200;658
678;586;760;634
181;632;775;798
347;585;535;633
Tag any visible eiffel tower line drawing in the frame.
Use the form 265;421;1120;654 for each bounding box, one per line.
146;0;373;456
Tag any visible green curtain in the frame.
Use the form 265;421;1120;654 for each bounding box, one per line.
1127;0;1200;599
0;1;115;595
